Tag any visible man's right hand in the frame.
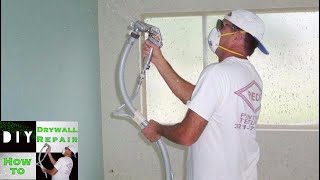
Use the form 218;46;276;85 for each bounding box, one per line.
143;40;165;67
46;147;51;153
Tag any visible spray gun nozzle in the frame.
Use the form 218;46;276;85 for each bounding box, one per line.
133;21;151;32
44;143;51;148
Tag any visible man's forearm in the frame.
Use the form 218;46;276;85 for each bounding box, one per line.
156;109;208;146
45;168;55;176
155;58;195;104
157;123;186;145
44;168;58;176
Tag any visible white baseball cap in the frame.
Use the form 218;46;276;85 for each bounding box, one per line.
67;145;78;154
224;9;269;55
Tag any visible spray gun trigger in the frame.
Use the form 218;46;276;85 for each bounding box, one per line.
144;47;153;71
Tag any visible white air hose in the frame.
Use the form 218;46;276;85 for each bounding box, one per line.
36;143;50;178
114;21;174;180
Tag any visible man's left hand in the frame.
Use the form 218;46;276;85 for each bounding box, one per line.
41;167;47;173
142;120;161;142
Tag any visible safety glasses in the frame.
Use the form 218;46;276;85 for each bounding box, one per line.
216;19;241;31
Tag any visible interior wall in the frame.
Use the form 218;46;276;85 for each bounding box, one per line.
98;0;319;180
1;0;104;179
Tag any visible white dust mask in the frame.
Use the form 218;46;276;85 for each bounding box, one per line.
208;27;245;57
208;28;221;54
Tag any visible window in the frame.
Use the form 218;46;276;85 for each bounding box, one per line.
144;11;319;126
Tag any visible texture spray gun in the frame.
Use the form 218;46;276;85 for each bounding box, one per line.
36;143;51;178
112;21;174;180
132;21;163;72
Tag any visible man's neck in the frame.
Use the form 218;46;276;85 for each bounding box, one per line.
217;46;247;62
218;53;247;62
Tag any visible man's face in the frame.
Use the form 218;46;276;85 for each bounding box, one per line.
219;19;238;44
215;19;243;56
63;147;72;157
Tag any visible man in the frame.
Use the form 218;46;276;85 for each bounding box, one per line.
142;9;268;180
42;145;77;180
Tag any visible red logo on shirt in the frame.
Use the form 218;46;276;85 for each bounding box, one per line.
234;80;262;113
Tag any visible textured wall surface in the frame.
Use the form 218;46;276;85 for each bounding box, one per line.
99;0;318;179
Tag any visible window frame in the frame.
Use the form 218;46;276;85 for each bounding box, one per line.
141;9;319;130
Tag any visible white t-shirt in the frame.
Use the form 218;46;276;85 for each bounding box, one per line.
52;157;73;180
187;57;262;180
